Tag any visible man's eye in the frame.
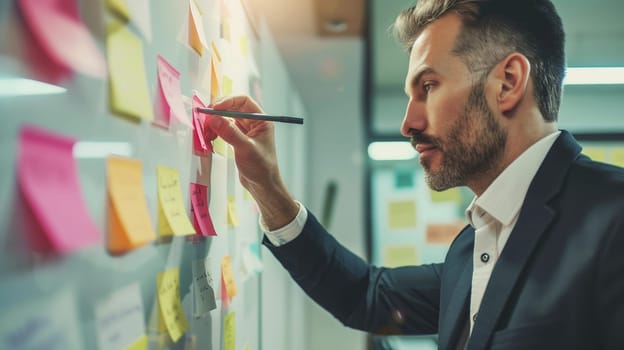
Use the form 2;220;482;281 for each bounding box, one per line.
423;82;434;93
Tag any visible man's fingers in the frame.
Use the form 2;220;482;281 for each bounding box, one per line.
205;115;250;149
212;95;263;114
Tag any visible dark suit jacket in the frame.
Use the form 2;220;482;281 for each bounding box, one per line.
264;131;624;350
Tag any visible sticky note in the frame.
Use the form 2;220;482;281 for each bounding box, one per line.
430;188;461;203
387;200;417;229
222;75;233;96
227;195;240;227
383;246;418;267
107;21;153;121
191;258;217;317
126;0;152;42
17;125;100;253
582;147;607;162
223;312;235;350
190;183;217;236
425;222;465;244
0;288;82;349
240;36;248;57
157;268;189;343
156;55;192;127
107;156;155;254
107;0;130;20
156;166;196;236
221;256;238;301
213;137;227;157
188;0;208;55
126;335;148;350
94;283;147;350
192;94;214;156
17;0;106;79
210;58;221;100
610;147;624;167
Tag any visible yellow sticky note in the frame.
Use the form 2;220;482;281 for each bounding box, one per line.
107;0;130;20
242;343;250;350
210;59;221;100
430;188;461;203
156;166;196;236
222;16;231;42
188;0;208;56
221;256;238;300
222;75;233;96
224;312;235;350
610;148;624;167
107;21;153;121
107;157;156;254
157;268;189;343
213;137;227;157
240;36;248;57
227;195;240;227
388;200;417;229
583;147;607;162
126;335;148;350
211;41;222;62
383;246;418;268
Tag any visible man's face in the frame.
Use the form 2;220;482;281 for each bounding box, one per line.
401;14;506;191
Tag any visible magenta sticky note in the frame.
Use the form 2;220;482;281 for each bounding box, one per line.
18;0;106;80
190;183;217;237
156;55;192;127
192;94;213;156
17;125;101;253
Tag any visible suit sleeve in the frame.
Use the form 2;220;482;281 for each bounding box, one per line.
263;210;442;335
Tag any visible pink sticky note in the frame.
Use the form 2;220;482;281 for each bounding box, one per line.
17;125;101;253
190;183;217;237
18;0;107;80
156;55;192;127
192;94;213;156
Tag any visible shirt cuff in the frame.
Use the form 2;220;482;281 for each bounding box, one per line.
260;200;308;247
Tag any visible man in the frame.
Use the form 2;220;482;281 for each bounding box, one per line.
206;0;624;349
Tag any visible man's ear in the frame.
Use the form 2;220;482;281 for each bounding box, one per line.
492;52;531;115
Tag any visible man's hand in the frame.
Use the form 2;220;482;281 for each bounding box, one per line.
204;95;299;230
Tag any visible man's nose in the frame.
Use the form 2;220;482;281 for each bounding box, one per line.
400;99;427;137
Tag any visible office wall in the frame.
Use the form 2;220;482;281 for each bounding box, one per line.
0;1;307;349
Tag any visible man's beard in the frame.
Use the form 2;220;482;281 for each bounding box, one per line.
414;82;507;191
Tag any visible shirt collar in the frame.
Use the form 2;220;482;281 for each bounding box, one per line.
465;131;561;227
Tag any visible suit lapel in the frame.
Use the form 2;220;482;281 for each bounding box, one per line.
466;131;582;350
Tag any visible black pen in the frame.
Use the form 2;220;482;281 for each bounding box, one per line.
196;107;304;125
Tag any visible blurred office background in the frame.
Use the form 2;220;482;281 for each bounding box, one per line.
263;0;624;349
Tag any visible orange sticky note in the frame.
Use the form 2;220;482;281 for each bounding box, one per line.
107;156;155;254
188;0;208;55
18;0;107;80
107;21;153;121
157;268;189;343
190;183;217;236
156;166;196;236
210;59;221;100
227;195;240;227
17;125;101;253
221;256;238;301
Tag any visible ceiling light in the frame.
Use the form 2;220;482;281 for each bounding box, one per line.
0;77;66;97
564;67;624;85
368;141;416;161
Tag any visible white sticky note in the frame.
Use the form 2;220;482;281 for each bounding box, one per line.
94;283;147;350
0;288;82;350
126;0;152;42
192;258;217;317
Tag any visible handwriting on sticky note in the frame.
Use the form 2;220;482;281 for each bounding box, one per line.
192;258;217;317
190;183;217;236
224;312;236;350
227;195;240;227
156;166;196;236
94;283;147;350
18;0;106;79
107;20;153;121
17;125;100;253
157;268;189;343
107;157;155;253
157;55;191;127
387;200;417;229
221;256;238;301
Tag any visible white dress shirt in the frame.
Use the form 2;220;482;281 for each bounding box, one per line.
465;131;560;335
262;131;561;339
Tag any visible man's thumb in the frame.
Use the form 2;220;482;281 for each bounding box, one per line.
205;115;248;148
